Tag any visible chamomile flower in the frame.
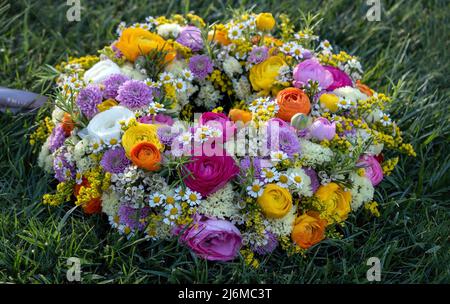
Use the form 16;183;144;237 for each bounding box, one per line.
178;132;193;146
270;150;288;163
159;72;174;84
228;26;243;40
185;188;202;206
105;137;121;149
277;172;291;188
149;192;166;207
174;186;187;201
148;102;166;114
90;140;103;154
173;78;187;93
75;169;83;185
261;168;279;183
181;69;194;81
381;113;392;126
247;180;264;198
163;203;182;224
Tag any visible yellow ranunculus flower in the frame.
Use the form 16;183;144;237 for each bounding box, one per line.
256;13;276;31
122;123;163;156
315;183;352;222
257;184;292;218
249;56;287;93
97;99;118;112
115;27;176;63
319;93;339;113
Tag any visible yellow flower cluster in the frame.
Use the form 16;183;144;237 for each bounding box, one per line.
318;51;358;67
240;248;260;269
43;181;75;206
279;235;305;256
382;157;399;175
364;201;381;217
279;14;295;40
56;55;99;72
75;167;110;206
208;69;233;95
30;117;54;146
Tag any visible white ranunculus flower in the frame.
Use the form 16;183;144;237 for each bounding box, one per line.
120;63;146;81
223;56;242;77
86;106;135;143
83;59;123;84
157;23;181;38
332;86;369;102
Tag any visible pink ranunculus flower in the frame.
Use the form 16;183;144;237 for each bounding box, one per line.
199;112;236;141
179;214;242;261
358;155;384;186
324;66;353;91
292;58;333;90
184;155;240;197
309;117;336;141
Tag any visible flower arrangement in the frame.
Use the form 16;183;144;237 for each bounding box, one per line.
31;11;416;264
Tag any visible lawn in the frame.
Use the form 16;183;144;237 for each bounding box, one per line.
0;0;449;283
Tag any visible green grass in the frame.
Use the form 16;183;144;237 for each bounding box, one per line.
0;0;449;283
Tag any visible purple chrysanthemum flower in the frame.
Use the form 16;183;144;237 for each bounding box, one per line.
118;205;150;231
267;125;300;156
188;55;213;80
100;147;130;174
157;125;179;146
102;74;130;99
176;26;204;52
53;150;75;182
304;167;320;193
253;231;278;255
48;125;66;153
76;85;103;119
116;80;154;110
247;46;269;65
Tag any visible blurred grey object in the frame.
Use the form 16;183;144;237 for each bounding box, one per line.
0;86;47;113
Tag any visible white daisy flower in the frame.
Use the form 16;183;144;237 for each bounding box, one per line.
381;113;392;126
163;203;182;224
277;172;291;188
182;69;194;81
246;180;264;198
173;78;187;93
149;192;166;207
270;150;288;163
185;188;202;206
159;72;174;84
228;26;243;40
261;168;279;183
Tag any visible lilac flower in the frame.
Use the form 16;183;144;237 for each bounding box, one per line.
253;231;278;255
100;147;130;174
116;80;154;110
157;125;179;145
76;85;103;119
53;150;75;182
247;46;269;65
48;125;66;153
176;26;204;52
118;205;150;231
102;74;130;99
189;55;213;80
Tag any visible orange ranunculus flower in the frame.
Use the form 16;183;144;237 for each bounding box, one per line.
61;113;75;136
276;87;311;122
356;80;373;96
74;178;102;215
291;211;327;249
228;109;252;123
208;30;231;46
115;27;176;63
130;141;161;171
315;182;352;222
